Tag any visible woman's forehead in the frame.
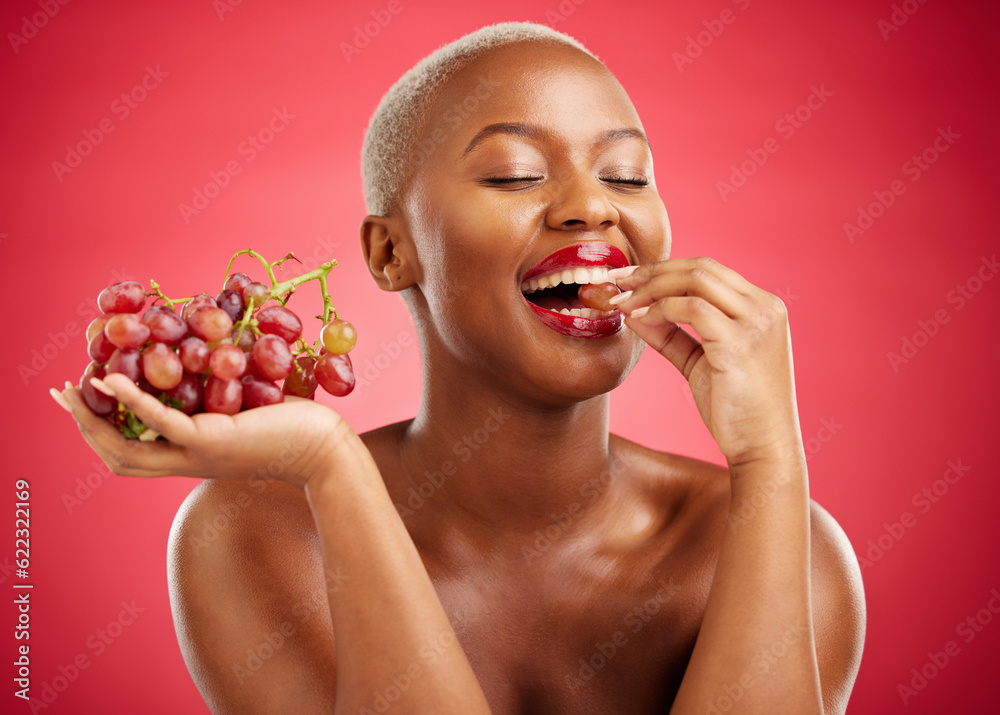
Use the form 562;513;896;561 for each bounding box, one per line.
431;42;636;125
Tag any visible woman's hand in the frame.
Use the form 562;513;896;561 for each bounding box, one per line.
610;257;804;468
52;373;352;489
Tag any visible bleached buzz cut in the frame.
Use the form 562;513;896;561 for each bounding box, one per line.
360;21;600;217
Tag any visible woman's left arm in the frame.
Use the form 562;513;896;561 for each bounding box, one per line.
610;257;865;714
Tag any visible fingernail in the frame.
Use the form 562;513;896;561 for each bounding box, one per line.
64;381;74;390
608;290;632;305
49;388;72;413
608;265;639;281
90;377;116;397
630;306;650;319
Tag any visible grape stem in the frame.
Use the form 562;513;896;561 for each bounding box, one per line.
221;248;339;353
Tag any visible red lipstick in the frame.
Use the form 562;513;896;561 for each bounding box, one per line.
520;242;629;339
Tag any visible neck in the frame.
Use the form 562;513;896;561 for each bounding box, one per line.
400;353;616;534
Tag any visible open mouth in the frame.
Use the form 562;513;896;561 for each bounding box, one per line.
521;266;616;318
520;243;629;339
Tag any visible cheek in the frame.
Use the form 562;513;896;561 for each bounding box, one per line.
631;199;670;264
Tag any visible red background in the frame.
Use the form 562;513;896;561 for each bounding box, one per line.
2;0;998;712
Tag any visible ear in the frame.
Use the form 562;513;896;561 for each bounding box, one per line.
360;215;418;291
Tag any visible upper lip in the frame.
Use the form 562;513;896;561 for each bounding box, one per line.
521;242;630;284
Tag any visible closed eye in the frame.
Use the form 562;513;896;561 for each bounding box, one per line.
602;175;648;187
483;175;543;184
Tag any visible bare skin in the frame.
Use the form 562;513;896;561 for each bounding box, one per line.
53;40;865;714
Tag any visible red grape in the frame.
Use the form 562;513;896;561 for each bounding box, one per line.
315;353;355;396
105;313;151;349
282;356;318;398
107;347;142;382
242;281;270;308
252;334;294;381
231;326;255;353
224;272;252;295
88;331;117;363
98;281;146;314
187;307;233;342
216;289;245;322
210;344;247;381
79;364;117;416
181;293;217;321
137;373;161;396
143;342;183;390
143;308;188;345
164;373;202;414
256;305;303;343
178;337;211;373
87;314;113;341
204;376;242;414
320;319;357;355
240;375;283;409
578;283;621;311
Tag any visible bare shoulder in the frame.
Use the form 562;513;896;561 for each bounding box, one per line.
167;479;336;714
808;500;867;715
611;437;866;712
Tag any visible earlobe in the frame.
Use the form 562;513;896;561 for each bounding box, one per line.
360;215;417;291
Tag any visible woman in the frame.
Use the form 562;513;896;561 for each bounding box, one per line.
52;22;865;714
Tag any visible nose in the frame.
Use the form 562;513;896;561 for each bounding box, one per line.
543;172;620;232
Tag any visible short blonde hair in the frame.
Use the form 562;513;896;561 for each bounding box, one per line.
360;21;599;216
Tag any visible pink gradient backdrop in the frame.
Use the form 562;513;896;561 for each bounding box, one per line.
2;0;998;712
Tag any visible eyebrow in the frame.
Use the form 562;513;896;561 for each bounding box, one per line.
460;122;650;157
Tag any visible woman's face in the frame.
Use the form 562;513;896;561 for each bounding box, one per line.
398;40;670;403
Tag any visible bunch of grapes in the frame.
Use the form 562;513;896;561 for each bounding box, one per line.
79;249;357;439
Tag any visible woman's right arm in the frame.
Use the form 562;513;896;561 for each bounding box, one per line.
58;375;491;715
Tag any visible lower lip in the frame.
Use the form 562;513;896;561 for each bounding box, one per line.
525;299;624;339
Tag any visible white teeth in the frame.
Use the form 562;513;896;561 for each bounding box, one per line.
521;265;617;294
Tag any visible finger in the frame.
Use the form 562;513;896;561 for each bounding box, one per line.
611;266;748;319
97;373;199;446
611;256;756;296
61;385;181;477
629;296;734;344
625;316;705;380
